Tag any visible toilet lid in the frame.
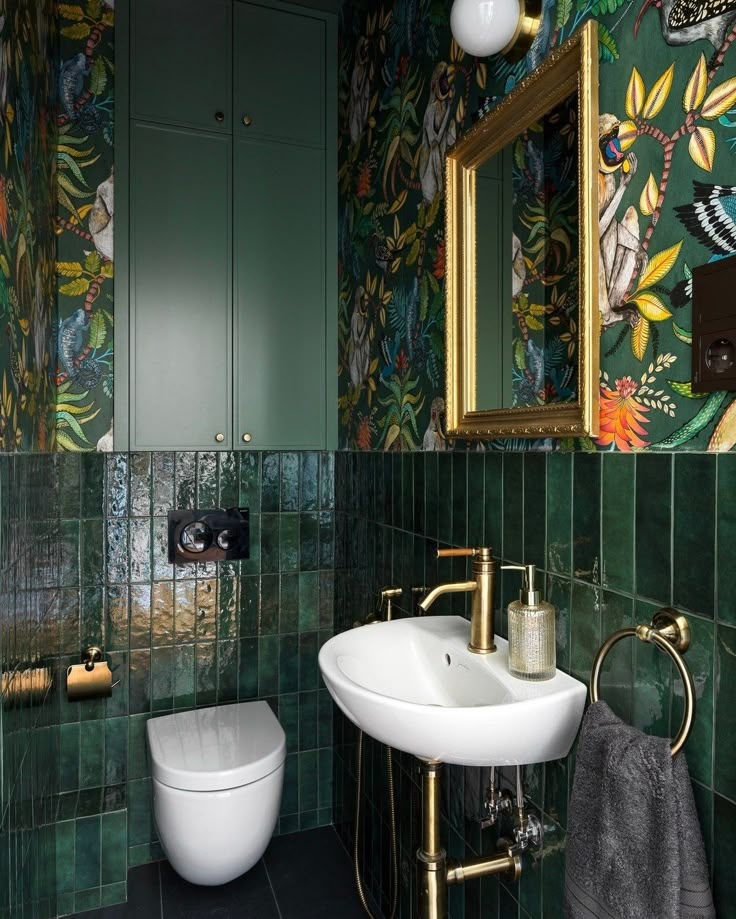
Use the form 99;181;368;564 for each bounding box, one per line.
146;701;286;792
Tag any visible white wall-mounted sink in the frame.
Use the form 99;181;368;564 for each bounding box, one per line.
319;616;586;766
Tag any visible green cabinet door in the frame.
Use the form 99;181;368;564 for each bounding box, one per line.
234;138;325;449
130;122;232;450
234;3;325;147
132;0;232;134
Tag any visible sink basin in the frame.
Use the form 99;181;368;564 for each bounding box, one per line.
319;616;586;766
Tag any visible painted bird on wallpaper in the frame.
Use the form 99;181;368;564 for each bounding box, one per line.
348;286;371;388
57;308;89;378
598;115;646;328
419;62;456;205
634;0;736;48
89;170;114;261
675;181;736;258
59;53;89;120
422;396;447;450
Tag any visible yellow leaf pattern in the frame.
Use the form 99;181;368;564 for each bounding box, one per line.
641;64;675;120
688;126;716;172
631;291;673;321
682;55;707;113
631;317;651;361
639;173;658;216
701;76;736;120
633;241;683;294
626;68;645;118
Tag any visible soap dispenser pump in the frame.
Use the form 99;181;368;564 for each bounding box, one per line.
501;564;556;681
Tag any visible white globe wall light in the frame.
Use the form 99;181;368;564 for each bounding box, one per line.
450;0;542;60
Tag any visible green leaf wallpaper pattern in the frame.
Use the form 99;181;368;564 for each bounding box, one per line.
337;0;736;452
0;0;58;452
55;0;114;452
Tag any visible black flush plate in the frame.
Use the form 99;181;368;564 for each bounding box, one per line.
168;508;250;564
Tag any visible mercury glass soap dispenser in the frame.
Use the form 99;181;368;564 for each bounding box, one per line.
501;564;556;681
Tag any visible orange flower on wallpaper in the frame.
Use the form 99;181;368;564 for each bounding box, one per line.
356;414;374;450
596;376;651;451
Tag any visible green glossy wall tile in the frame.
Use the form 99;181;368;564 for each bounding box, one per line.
572;454;600;584
717;454;736;626
673;454;715;617
523;453;546;573
714;623;736;801
502;456;522;563
601;453;634;593
635;454;672;603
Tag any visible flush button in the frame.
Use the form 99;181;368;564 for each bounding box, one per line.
180;521;212;554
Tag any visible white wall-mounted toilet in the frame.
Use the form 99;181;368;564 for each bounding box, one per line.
147;700;286;886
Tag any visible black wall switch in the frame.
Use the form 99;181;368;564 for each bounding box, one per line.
168;508;250;564
692;255;736;393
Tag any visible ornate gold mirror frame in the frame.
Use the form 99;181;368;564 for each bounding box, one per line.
445;20;600;439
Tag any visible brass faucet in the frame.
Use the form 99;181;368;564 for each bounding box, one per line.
417;547;497;654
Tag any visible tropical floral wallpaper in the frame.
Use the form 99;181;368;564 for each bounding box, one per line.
0;0;58;452
337;0;736;452
55;0;114;452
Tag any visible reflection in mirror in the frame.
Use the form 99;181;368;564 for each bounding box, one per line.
475;93;580;411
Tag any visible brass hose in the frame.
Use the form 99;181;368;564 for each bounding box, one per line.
354;732;399;919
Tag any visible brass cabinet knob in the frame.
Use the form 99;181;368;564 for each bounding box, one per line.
242;433;252;443
215;111;225;123
215;433;225;443
242;115;253;127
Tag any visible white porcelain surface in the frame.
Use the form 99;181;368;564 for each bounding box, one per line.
147;700;286;792
146;701;285;886
319;616;587;766
152;765;284;886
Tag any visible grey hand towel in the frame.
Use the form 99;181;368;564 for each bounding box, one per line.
564;701;714;919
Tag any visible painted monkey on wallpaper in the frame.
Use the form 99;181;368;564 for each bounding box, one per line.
419;61;456;204
89;170;114;262
422;395;447;450
597;114;645;329
350;37;372;145
348;286;372;387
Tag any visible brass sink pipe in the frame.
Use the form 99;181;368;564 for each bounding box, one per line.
417;760;521;919
417;547;498;654
417;762;447;919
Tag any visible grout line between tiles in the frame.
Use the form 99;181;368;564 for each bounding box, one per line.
262;857;284;919
157;860;164;919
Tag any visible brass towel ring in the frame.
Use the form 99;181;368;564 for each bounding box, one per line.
590;609;696;757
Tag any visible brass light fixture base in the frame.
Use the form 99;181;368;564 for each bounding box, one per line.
502;0;543;62
417;760;523;919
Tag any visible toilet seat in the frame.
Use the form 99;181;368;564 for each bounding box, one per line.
147;701;286;792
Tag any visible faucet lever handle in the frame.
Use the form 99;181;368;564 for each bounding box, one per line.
436;547;492;559
436;547;479;558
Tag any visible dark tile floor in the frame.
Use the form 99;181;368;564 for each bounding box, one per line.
71;827;374;919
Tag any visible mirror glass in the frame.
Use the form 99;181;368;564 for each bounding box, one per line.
475;92;579;411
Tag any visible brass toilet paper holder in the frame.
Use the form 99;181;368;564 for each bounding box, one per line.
67;646;120;702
